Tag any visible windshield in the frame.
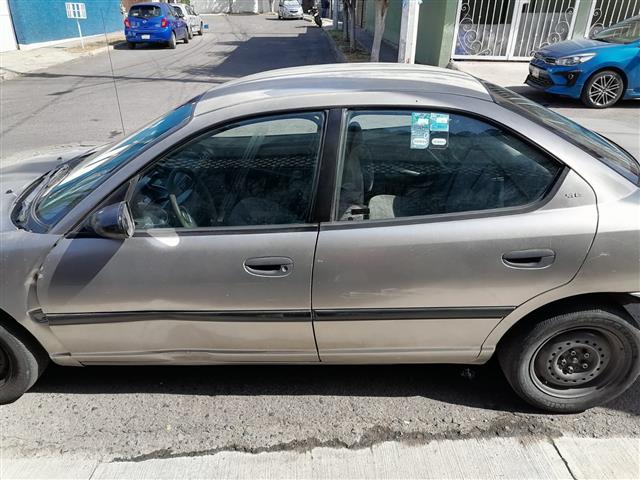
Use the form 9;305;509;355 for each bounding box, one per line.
284;1;300;6
592;16;640;44
129;5;162;18
30;102;195;232
484;82;640;185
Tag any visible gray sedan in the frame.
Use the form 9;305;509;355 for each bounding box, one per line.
1;64;639;412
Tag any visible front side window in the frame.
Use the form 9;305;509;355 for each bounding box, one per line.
336;110;562;222
131;112;325;229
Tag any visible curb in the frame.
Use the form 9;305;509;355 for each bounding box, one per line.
0;42;124;82
319;27;347;63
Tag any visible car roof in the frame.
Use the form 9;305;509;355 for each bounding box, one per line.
194;63;492;116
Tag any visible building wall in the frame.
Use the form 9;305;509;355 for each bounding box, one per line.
8;0;123;47
415;0;458;67
191;0;271;13
0;0;17;52
363;0;402;47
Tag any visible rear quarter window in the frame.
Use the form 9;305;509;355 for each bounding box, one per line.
484;82;640;186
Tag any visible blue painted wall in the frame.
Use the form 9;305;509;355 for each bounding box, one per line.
9;0;123;45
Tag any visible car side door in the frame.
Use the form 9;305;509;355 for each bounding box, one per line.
36;111;329;364
312;108;598;363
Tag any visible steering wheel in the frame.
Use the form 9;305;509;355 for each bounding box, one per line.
166;167;216;228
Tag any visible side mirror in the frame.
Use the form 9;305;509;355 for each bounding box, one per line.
90;202;134;240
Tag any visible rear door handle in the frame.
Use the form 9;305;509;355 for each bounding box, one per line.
502;249;556;269
244;257;293;277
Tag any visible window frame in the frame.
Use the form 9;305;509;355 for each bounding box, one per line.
73;108;337;238
326;107;568;229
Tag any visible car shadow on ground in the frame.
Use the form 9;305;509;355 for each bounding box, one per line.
31;361;640;415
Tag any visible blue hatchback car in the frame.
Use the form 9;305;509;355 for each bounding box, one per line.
527;16;640;108
125;2;189;49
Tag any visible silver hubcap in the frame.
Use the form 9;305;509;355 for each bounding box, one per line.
589;74;621;106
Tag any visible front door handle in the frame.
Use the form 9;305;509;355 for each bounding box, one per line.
244;257;293;277
502;249;556;269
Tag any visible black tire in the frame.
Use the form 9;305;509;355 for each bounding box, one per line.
198;23;204;35
127;42;136;50
499;305;640;413
167;32;177;49
183;31;189;44
187;27;193;40
314;15;323;28
581;70;624;108
0;322;49;405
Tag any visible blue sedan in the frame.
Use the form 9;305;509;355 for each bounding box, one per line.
124;2;189;49
527;16;640;108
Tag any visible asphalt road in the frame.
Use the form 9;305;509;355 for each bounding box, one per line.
1;14;336;160
1;14;639;463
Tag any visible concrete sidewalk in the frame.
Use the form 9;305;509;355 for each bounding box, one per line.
0;32;124;82
2;436;638;479
450;60;530;89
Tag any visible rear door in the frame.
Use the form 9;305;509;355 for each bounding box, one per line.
312;109;598;363
37;111;329;364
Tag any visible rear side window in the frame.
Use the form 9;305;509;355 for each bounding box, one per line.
129;5;162;18
485;82;640;186
335;110;562;222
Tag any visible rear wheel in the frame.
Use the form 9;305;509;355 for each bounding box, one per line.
127;41;136;49
167;32;177;49
581;70;624;108
198;22;204;35
499;305;640;412
187;27;193;39
0;323;49;404
183;31;189;44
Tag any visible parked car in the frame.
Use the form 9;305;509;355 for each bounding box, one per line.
527;15;640;108
124;2;189;49
169;2;204;38
278;0;304;19
1;64;639;412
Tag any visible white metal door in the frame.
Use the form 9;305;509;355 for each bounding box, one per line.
452;0;580;60
588;0;640;37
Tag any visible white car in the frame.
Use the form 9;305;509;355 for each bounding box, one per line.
278;0;304;19
169;3;204;38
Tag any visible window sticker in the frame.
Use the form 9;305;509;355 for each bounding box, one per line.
410;112;430;149
429;113;449;149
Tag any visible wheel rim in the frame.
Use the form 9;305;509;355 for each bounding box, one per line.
588;74;622;107
0;345;11;387
530;327;630;399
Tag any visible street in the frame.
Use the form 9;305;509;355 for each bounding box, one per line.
1;12;640;475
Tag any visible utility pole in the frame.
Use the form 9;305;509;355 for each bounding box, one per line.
397;0;421;63
333;0;339;30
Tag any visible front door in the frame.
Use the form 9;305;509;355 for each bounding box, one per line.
312;109;598;363
37;112;327;364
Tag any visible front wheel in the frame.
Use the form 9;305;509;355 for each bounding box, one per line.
0;323;49;404
499;305;640;413
581;70;624;108
183;31;189;44
187;27;193;39
314;15;323;27
167;32;177;49
198;22;204;35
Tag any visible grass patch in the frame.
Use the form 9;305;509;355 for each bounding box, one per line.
327;29;370;63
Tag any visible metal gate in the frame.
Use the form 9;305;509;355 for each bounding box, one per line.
588;0;640;37
453;0;581;60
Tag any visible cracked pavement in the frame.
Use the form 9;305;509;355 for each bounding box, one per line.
1;363;638;462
